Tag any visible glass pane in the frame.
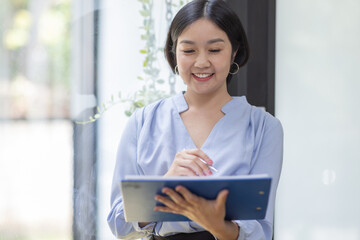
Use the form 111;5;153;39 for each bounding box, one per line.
0;0;72;239
275;0;360;239
0;0;70;120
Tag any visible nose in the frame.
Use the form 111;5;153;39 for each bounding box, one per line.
194;52;210;68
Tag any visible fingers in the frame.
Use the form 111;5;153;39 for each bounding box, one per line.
175;185;198;203
155;186;230;224
216;189;229;209
156;186;202;209
154;190;181;209
174;166;200;177
154;187;188;213
166;149;214;177
185;149;213;165
163;187;188;205
173;186;228;208
154;186;200;213
155;186;194;204
180;149;213;176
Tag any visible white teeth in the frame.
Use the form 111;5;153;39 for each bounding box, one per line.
193;73;213;78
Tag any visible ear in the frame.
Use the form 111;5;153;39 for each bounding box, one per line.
231;48;239;62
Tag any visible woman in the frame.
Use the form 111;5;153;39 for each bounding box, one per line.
107;0;283;239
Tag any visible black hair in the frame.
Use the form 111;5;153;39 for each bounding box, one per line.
164;0;249;84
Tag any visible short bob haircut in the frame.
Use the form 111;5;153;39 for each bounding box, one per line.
165;0;249;85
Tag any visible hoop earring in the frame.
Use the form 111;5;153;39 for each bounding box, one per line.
229;62;240;75
174;65;179;75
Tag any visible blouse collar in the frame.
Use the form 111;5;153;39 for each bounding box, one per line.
172;92;248;114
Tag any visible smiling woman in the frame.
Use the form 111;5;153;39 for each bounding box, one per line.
165;0;249;86
175;18;234;97
107;1;282;240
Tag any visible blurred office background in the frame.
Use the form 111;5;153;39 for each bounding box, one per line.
0;0;359;240
0;0;72;239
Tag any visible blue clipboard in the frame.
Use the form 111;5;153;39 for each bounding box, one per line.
121;174;271;222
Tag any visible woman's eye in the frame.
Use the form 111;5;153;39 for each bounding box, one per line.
183;50;195;54
209;49;221;53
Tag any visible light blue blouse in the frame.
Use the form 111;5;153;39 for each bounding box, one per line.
107;92;283;240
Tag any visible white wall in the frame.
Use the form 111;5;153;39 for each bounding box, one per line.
275;0;360;239
97;1;143;239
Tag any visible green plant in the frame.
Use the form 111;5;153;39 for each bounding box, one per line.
77;0;189;124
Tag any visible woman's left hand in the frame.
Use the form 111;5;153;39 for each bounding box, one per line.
154;186;238;238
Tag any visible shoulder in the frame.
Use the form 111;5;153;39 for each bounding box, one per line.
231;96;283;134
232;98;284;160
129;95;177;125
251;105;282;132
249;106;283;147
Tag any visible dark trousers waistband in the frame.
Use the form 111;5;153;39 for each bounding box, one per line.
152;231;215;240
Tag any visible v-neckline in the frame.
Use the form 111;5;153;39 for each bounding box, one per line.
181;113;226;149
173;93;233;149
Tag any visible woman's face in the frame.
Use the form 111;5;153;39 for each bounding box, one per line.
176;18;235;96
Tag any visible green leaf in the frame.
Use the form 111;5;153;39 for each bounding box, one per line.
140;49;147;54
143;57;148;67
97;106;101;113
102;103;107;110
134;101;144;108
137;76;144;80
125;110;132;117
140;10;149;17
94;114;100;119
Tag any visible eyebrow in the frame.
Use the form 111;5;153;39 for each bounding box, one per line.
179;38;225;45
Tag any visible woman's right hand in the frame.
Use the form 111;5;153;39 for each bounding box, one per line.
164;149;214;177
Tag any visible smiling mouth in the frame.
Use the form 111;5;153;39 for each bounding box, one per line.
192;73;214;81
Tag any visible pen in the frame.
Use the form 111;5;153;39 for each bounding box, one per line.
199;158;218;172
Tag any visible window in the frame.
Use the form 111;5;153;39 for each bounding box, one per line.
0;0;72;239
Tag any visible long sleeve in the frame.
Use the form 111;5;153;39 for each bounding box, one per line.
234;116;284;240
107;109;155;239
